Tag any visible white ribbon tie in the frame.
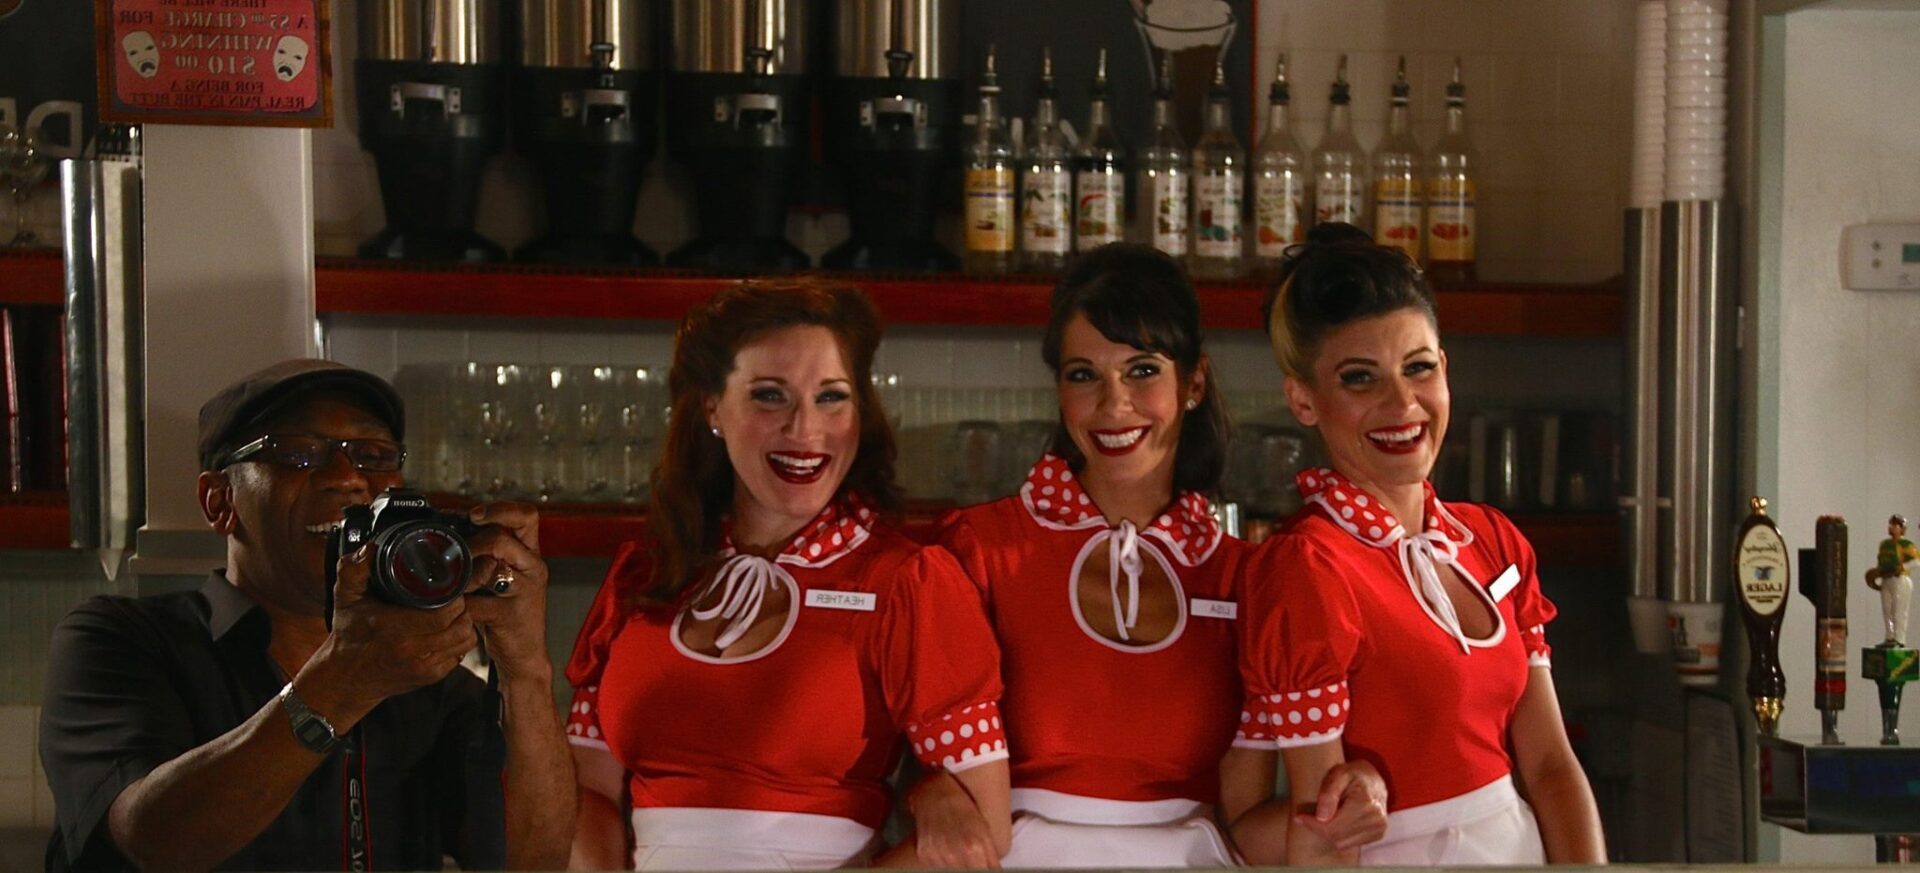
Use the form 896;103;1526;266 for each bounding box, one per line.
1109;521;1144;642
691;554;791;650
1399;529;1472;653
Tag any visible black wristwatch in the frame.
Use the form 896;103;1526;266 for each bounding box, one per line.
278;682;340;755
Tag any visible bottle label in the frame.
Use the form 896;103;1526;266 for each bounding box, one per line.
1193;173;1243;258
1022;168;1072;254
965;168;1015;254
1075;170;1126;250
1427;177;1476;263
1254;173;1304;257
1149;172;1188;256
1374;176;1423;259
1315;176;1362;225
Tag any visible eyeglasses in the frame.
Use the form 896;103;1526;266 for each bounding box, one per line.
222;434;407;473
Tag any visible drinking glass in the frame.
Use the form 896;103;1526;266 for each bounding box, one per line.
947;420;1003;506
0;125;50;246
613;366;664;503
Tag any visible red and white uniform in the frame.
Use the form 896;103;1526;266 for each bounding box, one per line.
565;497;1007;870
940;455;1246;867
1238;467;1557;865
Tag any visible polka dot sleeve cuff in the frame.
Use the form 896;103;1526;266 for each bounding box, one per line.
907;701;1008;774
1523;624;1552;668
1235;682;1350;749
564;684;608;751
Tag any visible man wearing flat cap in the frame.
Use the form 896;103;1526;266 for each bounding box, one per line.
39;360;574;871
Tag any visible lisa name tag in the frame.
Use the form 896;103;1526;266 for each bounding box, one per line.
805;590;877;612
1191;598;1238;620
1489;565;1521;602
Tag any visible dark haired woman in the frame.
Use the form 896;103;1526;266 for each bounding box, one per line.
1237;225;1605;865
935;243;1386;866
564;279;1011;869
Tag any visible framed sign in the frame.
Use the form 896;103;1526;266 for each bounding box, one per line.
95;0;330;127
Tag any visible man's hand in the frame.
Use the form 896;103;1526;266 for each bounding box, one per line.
1868;568;1885;591
906;771;1002;869
462;502;552;679
1292;758;1390;851
297;543;478;730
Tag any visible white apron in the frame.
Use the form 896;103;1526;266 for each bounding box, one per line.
999;788;1240;868
629;808;875;870
1359;775;1545;866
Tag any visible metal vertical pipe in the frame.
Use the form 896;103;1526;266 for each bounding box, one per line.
60;159;101;549
1662;198;1737;684
1625;206;1668;652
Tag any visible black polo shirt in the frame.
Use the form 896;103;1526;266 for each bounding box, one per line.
39;573;507;872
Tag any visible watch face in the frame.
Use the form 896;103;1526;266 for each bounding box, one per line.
294;717;336;752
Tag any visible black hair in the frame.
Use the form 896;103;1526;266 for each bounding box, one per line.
1262;223;1438;379
1040;243;1230;495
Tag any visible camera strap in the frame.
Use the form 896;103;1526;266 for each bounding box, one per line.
340;729;372;871
319;568;373;871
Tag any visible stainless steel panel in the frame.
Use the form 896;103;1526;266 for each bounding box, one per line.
522;0;652;70
1623;207;1661;600
670;0;807;74
59;157;144;559
834;0;958;78
360;0;499;64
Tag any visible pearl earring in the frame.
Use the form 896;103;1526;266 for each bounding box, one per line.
1184;399;1198;411
711;426;722;438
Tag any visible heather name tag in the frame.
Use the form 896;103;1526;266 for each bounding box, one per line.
1191;598;1238;620
805;590;877;612
1489;565;1521;602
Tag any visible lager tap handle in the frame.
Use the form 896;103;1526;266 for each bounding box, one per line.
1735;497;1789;736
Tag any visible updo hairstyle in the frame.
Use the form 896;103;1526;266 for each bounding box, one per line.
1262;223;1438;380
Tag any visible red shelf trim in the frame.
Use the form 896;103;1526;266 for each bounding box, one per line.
315;258;1622;337
0;249;66;306
0;497;1614;563
0;494;73;549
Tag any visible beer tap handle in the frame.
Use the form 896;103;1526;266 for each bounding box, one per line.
1736;497;1790;736
1803;516;1850;744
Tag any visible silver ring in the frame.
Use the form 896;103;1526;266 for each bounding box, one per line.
490;569;515;595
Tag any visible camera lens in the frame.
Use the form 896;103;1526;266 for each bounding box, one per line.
375;521;470;608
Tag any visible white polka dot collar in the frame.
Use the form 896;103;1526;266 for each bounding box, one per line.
1295;467;1473;550
1019;453;1223;567
718;494;877;570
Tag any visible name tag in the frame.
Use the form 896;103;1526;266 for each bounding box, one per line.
1191;598;1238;620
1489;565;1521;602
805;590;877;612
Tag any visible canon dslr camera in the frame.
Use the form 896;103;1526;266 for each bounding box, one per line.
325;488;481;609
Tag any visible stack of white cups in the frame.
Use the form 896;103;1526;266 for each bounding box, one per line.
1629;0;1667;209
1665;0;1728;201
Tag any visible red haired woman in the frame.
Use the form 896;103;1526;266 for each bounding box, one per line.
565;280;1011;869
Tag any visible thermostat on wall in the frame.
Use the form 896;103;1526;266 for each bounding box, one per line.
1842;223;1920;291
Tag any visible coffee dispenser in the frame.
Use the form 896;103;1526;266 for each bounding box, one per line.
357;0;507;262
664;0;810;271
515;0;658;265
820;0;960;272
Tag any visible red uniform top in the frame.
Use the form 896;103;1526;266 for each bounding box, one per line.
939;455;1246;808
1237;467;1556;811
564;497;1008;830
